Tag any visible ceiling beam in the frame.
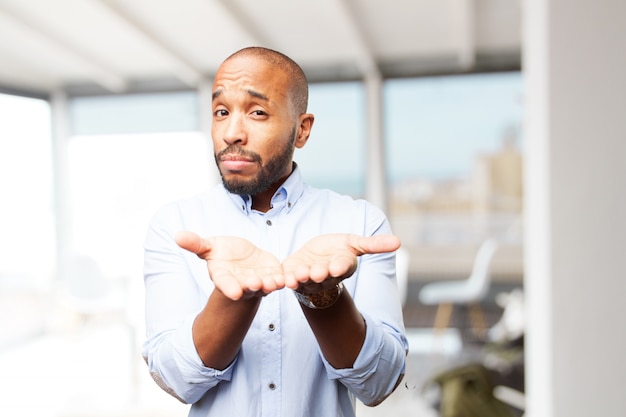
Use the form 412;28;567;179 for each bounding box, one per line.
0;3;127;93
336;0;380;78
212;0;269;46
458;0;477;69
96;0;205;88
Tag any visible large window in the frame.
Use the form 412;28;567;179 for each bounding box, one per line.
0;94;55;283
67;132;213;280
0;74;524;296
297;82;365;197
384;72;524;281
0;93;54;347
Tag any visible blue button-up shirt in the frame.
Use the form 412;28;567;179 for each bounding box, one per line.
142;166;408;417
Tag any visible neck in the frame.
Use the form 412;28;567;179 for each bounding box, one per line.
249;162;296;212
251;192;273;212
250;173;291;212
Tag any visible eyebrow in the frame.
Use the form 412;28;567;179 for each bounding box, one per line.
247;89;269;102
212;88;269;102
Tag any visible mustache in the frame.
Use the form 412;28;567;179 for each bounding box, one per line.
215;145;262;163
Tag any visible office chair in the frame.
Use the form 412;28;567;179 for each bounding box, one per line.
395;247;410;307
418;239;499;337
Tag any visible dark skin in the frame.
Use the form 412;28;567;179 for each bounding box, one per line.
176;53;401;371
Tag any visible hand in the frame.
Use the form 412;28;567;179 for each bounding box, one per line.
175;231;285;300
282;234;401;293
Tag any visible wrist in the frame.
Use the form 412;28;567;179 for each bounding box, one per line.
294;282;345;309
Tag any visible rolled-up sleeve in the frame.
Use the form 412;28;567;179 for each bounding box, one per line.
141;203;232;404
322;204;409;406
143;315;235;404
323;311;407;406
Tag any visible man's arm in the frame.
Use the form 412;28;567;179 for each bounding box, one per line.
282;234;401;369
175;231;285;369
191;290;261;369
298;288;366;369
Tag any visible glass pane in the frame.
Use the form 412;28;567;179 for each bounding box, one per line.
0;94;55;286
296;82;365;197
70;91;198;135
0;93;54;348
384;73;525;312
67;132;213;281
384;72;524;246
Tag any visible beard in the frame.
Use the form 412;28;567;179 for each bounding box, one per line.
215;128;296;196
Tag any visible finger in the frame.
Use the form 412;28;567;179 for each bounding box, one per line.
261;270;285;293
175;231;213;258
271;269;286;289
293;264;312;283
283;268;299;289
211;271;245;300
283;272;296;289
328;255;356;278
351;234;401;255
309;262;331;283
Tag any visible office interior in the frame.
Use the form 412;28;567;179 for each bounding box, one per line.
0;1;624;416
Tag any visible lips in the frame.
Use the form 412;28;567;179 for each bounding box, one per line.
220;153;255;162
219;153;257;172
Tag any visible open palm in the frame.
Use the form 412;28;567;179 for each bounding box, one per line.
282;234;401;293
176;231;284;300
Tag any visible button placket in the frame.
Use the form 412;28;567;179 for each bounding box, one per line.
259;292;281;416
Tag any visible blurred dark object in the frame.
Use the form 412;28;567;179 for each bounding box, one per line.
428;363;517;417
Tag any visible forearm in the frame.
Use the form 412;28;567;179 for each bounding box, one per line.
300;290;366;369
297;272;408;405
192;289;262;370
322;309;407;406
143;313;236;404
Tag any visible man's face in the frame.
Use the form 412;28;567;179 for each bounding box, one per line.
211;55;302;196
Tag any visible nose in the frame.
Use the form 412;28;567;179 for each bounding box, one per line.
221;113;247;145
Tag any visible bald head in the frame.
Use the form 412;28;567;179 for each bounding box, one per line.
223;47;309;115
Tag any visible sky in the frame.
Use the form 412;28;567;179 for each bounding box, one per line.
384;72;523;181
298;71;523;193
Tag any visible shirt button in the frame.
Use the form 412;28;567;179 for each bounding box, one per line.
268;323;275;331
269;383;276;390
266;220;272;226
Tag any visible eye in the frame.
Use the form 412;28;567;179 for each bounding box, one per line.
214;109;229;117
251;109;267;118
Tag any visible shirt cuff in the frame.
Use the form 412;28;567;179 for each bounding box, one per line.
172;315;237;383
322;312;385;380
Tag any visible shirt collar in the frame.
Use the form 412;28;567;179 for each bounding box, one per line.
225;163;305;215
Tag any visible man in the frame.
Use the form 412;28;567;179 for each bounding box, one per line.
142;46;407;416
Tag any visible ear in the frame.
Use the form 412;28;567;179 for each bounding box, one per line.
295;113;314;149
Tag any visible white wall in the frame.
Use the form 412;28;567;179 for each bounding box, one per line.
524;1;626;416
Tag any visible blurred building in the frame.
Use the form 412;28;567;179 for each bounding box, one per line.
472;128;523;213
389;129;524;284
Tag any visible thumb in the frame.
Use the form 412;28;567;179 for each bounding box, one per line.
175;231;213;258
352;235;401;255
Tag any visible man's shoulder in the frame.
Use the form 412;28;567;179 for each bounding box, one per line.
302;185;376;211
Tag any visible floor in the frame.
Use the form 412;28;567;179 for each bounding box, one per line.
0;284;521;417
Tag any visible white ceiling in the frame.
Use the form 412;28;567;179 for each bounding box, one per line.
0;0;521;97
